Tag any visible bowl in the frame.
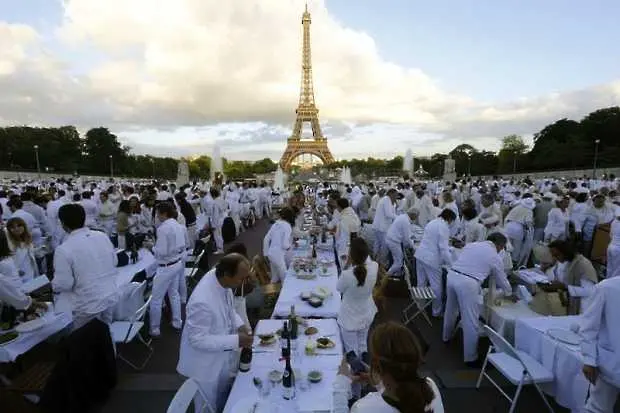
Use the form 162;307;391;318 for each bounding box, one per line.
308;297;323;308
268;370;283;383
307;370;323;383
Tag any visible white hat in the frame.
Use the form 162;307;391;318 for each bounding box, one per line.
542;192;556;200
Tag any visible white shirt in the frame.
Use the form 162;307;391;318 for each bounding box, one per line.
0;258;31;310
544;207;570;240
414;218;453;269
153;218;186;265
11;209;37;233
450;241;512;293
336;259;378;331
263;220;292;257
386;214;413;245
52;227;120;318
372;196;396;232
462;219;486;244
581;276;620;387
80;198;99;228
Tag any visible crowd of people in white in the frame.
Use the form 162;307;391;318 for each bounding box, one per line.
2;173;620;412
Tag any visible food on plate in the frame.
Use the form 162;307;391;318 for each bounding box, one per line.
258;333;276;345
308;297;323;308
307;370;323;383
252;377;262;387
0;331;19;345
304;326;318;335
268;370;283;383
258;333;275;341
300;292;312;301
316;337;335;349
313;287;330;299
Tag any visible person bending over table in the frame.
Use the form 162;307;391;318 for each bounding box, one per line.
333;321;444;413
539;239;598;315
176;253;253;413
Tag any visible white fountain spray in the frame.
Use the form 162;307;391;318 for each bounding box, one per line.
210;145;223;183
404;149;414;176
274;165;286;192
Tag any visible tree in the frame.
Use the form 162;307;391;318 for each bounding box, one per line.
498;134;528;174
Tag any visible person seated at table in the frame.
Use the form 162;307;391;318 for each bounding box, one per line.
337;238;378;362
539;239;598;315
460;207;486;244
4;217;39;283
225;243;257;334
176;253;253;413
52;203;120;329
443;233;515;367
385;207;418;277
333;321;444;413
0;230;47;311
580;275;620;413
262;206;294;283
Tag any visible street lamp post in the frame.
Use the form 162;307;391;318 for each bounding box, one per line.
467;153;472;177
109;155;114;179
593;139;601;179
512;152;517;174
34;145;41;180
151;158;155;178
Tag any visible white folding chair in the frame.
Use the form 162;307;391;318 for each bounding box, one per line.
109;291;154;370
476;325;555;413
402;263;434;327
184;247;207;279
166;378;214;413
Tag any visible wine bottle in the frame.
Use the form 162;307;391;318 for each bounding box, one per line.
280;321;290;359
321;228;327;244
239;347;252;372
282;347;295;400
289;306;298;340
312;243;317;260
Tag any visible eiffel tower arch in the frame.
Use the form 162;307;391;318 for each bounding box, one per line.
279;4;335;172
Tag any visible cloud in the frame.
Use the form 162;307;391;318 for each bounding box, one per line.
0;0;619;161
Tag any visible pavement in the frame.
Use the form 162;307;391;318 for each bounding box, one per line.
8;217;615;413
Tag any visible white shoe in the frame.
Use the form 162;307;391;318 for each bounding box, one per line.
214;250;225;255
150;328;161;338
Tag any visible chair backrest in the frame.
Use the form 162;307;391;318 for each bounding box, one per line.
187;248;207;278
403;262;414;293
483;325;528;371
166;378;213;413
131;295;152;323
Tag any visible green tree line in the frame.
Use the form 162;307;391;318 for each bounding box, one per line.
1;106;618;179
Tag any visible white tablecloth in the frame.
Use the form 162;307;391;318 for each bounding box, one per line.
272;249;340;319
224;319;343;413
253;319;344;357
0;311;73;363
483;299;542;344
115;249;157;287
514;316;587;412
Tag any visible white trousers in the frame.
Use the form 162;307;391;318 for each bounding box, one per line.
416;260;443;317
230;211;242;233
339;326;370;355
386;239;403;276
213;227;224;251
186;224;197;248
583;376;619;413
267;252;287;283
443;272;481;362
533;228;545;243
149;261;183;332
607;244;620;278
373;229;386;261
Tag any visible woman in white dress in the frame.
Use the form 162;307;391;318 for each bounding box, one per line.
4;217;39;283
263;207;294;283
544;196;570;242
606;214;620;278
333;322;444;413
337;238;378;359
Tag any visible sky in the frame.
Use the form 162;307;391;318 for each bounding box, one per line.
1;0;619;161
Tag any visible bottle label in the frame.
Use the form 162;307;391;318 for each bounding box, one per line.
282;386;293;400
239;362;251;372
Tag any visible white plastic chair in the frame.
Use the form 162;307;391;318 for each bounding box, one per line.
402;262;434;327
476;325;555;413
109;290;154;370
167;378;214;413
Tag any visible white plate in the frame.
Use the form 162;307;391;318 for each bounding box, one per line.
547;328;581;346
15;316;48;333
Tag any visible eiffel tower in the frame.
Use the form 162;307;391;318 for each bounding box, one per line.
279;3;335;171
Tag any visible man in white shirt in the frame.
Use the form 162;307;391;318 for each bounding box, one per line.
147;202;186;337
371;189;398;259
177;253;253;413
52;203;120;330
580;276;620;412
385;207;419;277
443;233;513;366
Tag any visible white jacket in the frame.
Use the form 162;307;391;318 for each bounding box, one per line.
336;259;378;331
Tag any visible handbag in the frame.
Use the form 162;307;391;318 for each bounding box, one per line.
528;288;567;316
